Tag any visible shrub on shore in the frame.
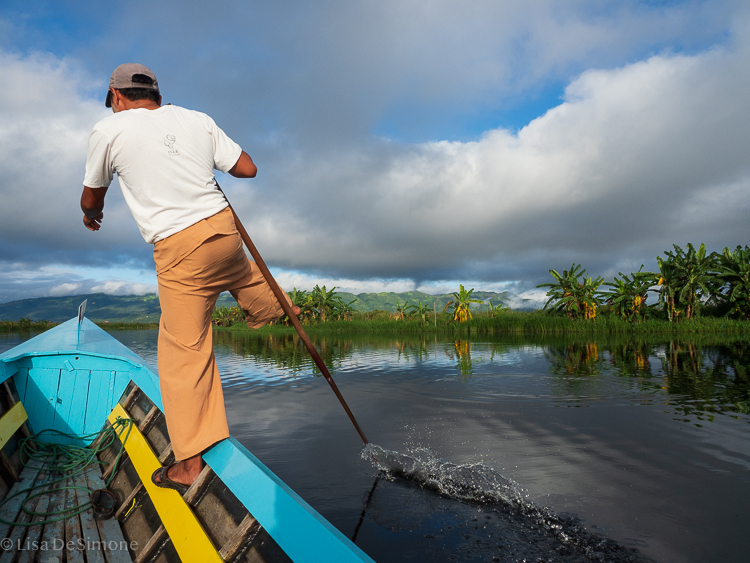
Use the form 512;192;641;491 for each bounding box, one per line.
0;318;55;333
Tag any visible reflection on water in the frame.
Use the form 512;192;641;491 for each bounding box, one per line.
542;337;750;423
446;340;474;376
546;342;601;376
208;330;750;560
214;330;750;425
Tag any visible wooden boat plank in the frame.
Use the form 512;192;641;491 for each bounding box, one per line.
90;417;113;452
133;524;167;563
102;450;129;482
85;466;133;563
97;425;124;470
15;486;53;563
0;514;31;561
145;415;171;458
18;475;60;563
107;404;223;562
115;482;143;521
73;471;106;563
115;477;162;561
219;513;260;563
138;405;160;435
192;476;243;549
104;454;142;520
183;464;213;507
130;393;154;426
42;482;67;562
158;443;174;466
0;461;45;540
64;485;85;563
0;469;52;563
121;385;140;412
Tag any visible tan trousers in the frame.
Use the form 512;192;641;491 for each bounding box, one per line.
153;207;287;460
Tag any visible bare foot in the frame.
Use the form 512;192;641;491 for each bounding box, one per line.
154;454;203;486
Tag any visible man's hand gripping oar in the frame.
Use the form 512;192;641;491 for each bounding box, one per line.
217;184;369;446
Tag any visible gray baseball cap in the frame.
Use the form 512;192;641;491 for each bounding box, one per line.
105;63;159;107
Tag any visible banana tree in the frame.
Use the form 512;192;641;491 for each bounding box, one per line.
310;285;339;322
212;306;241;327
393;299;412;320
601;266;657;322
716;245;750;319
487;299;504;318
334;298;357;321
537;264;604;320
286;288;315;324
411;301;431;326
655;243;719;320
443;285;483;322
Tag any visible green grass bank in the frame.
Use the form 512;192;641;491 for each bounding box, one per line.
217;311;750;336
4;312;750;336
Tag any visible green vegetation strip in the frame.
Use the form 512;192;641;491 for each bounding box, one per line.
216;311;750;335
0;319;56;333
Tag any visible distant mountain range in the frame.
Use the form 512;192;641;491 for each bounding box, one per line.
0;290;534;323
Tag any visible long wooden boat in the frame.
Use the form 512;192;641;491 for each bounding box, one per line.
0;312;375;562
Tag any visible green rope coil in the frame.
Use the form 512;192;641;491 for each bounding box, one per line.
0;417;133;526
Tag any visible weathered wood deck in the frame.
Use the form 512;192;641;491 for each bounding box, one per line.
0;457;132;563
95;384;290;563
0;381;290;563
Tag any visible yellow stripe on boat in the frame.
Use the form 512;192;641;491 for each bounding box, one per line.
0;402;28;450
107;404;223;563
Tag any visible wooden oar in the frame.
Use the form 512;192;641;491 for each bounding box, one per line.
219;187;369;445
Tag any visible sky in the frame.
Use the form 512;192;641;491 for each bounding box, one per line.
1;0;749;306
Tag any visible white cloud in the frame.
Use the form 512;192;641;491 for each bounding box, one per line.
0;262;157;303
0;50;147;264
267;271;544;307
90;280;156;295
241;39;750;283
49;283;83;296
271;270;418;295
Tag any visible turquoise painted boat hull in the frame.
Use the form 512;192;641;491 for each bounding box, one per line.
0;317;374;563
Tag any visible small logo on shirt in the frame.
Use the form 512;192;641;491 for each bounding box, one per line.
164;134;179;155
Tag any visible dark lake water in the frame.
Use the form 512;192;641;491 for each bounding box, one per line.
2;329;749;562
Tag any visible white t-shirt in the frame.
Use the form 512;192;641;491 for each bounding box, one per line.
83;105;242;243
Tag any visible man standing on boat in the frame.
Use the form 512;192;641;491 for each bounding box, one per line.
80;63;298;493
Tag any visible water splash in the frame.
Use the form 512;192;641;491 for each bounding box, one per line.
362;444;651;562
363;443;524;505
